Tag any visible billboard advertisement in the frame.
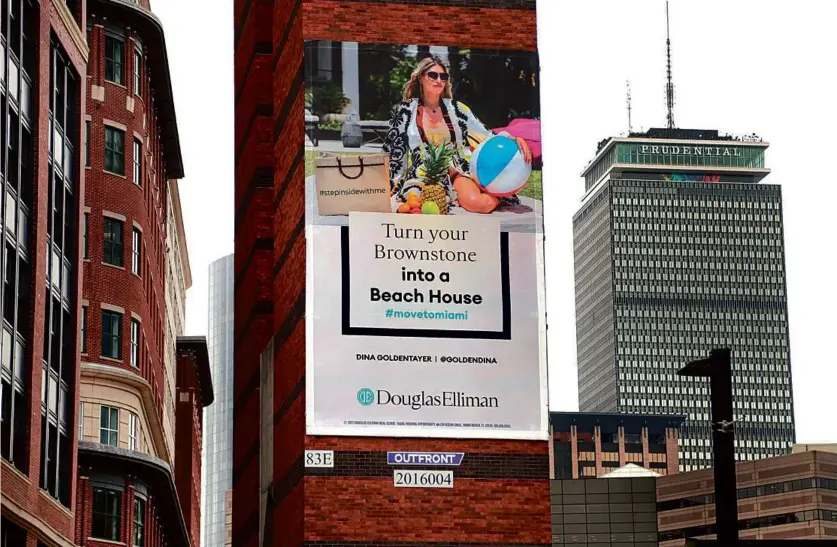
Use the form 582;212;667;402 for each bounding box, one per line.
304;41;547;439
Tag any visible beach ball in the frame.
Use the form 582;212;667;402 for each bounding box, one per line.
471;135;531;197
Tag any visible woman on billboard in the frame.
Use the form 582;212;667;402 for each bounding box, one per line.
383;56;532;214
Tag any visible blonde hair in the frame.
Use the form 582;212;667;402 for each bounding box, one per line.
402;56;453;101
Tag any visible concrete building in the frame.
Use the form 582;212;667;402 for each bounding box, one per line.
550;412;684;479
657;448;837;544
1;1;88;546
574;128;795;470
201;254;233;547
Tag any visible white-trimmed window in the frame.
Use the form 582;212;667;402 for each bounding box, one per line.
78;402;84;439
100;406;119;447
128;412;139;451
130;319;140;367
133;140;142;185
131;228;141;275
133;49;142;97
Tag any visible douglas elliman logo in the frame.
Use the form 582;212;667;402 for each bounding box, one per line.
356;388;498;410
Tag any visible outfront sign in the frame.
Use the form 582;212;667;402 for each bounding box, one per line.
387;451;465;466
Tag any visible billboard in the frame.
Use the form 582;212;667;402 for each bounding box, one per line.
304;41;547;439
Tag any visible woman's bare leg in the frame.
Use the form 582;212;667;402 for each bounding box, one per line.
453;175;499;214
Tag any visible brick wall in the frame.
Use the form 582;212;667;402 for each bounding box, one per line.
234;1;549;546
75;472;178;547
83;13;170;456
175;351;205;547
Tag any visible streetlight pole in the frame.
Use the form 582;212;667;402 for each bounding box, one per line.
678;348;738;545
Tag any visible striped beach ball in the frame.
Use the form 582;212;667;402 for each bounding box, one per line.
471;135;532;197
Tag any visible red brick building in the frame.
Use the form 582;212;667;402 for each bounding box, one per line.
233;1;548;546
72;0;209;546
175;336;214;547
1;1;87;546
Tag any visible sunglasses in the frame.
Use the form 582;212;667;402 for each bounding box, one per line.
426;71;450;82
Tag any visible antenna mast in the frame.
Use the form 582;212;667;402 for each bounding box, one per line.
626;80;633;134
665;1;676;129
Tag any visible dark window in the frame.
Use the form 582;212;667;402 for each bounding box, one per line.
105;35;124;84
82;213;89;258
133;496;145;546
85;120;90;167
91;486;121;540
80;307;87;353
101;311;122;360
99;406;118;447
103;218;123;267
104;126;124;175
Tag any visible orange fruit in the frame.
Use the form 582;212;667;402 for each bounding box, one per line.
397;204;411;214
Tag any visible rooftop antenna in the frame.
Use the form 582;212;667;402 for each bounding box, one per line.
626;80;633;134
665;0;676;129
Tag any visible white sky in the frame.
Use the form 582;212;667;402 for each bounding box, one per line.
153;0;836;444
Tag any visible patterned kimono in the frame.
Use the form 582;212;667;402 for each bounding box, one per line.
382;98;520;208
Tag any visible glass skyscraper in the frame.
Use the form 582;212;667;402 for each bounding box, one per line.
573;128;795;471
202;254;234;547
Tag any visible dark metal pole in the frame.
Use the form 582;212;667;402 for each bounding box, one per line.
678;348;738;545
708;349;738;545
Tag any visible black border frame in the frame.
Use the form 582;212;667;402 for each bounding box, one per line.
340;226;511;339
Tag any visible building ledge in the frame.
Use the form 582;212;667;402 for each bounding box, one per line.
81;361;172;463
77;442;190;547
176;336;214;406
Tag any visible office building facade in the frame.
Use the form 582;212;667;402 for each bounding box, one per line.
550;412;683;479
656;448;837;544
574;128;795;471
1;1;87;546
202;254;233;547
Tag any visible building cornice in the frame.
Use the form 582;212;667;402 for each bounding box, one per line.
77;442;191;547
176;336;214;406
582;136;770;178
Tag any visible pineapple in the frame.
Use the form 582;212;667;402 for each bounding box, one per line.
421;141;455;215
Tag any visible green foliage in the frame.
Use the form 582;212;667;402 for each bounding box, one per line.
310;85;349;117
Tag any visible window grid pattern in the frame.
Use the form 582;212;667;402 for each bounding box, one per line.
104;34;124;85
131;228;140;275
575;175;794;473
201;255;234;547
104;126;124;175
99;405;118;447
103;217;123;266
1;0;38;474
102;310;122;360
130;318;139;367
39;40;79;507
91;486;121;541
128;411;138;450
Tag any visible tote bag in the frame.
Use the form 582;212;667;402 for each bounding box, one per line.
313;153;391;216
